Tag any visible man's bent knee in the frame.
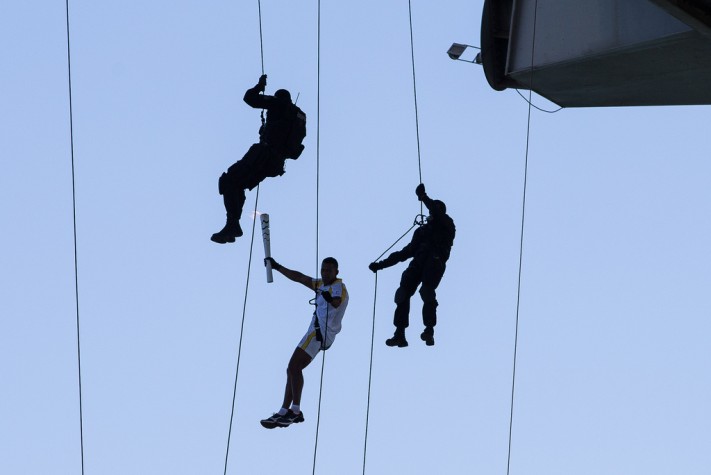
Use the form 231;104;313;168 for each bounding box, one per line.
394;287;414;305
287;348;312;373
419;286;438;306
218;172;228;195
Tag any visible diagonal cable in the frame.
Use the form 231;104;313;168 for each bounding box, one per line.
64;2;85;473
506;1;539;474
223;188;260;475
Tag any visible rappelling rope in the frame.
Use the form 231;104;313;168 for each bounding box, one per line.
257;0;265;74
407;0;424;216
222;1;267;473
64;2;85;474
506;1;539;474
361;272;379;475
257;0;266;126
222;188;260;475
310;0;326;473
361;3;429;470
362;221;418;474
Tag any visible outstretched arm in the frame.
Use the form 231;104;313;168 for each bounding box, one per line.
265;257;313;289
368;242;415;273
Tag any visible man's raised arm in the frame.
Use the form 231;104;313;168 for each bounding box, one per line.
265;257;313;289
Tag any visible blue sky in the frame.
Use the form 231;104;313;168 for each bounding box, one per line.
2;1;710;474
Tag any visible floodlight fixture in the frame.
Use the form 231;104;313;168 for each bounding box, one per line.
447;43;467;60
447;42;482;64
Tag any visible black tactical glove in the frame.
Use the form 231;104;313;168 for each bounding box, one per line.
415;183;426;201
321;290;333;303
264;257;281;271
368;262;381;273
257;74;267;92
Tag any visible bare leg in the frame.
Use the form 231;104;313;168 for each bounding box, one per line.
281;347;313;409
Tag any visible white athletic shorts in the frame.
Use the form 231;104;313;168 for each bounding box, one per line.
297;329;333;358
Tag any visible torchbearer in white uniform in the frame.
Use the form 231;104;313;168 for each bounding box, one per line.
259;256;349;429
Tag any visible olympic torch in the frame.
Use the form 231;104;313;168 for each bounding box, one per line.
260;213;273;283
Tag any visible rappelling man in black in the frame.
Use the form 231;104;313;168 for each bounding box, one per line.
212;74;306;243
369;184;455;347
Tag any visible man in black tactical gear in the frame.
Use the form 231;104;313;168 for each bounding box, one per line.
212;74;305;243
369;184;455;347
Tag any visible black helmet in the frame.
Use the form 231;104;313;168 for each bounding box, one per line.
433;200;446;213
274;89;291;102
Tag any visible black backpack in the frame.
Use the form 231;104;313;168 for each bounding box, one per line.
284;104;306;159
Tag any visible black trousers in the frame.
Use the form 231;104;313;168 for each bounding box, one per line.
219;143;285;219
393;256;446;330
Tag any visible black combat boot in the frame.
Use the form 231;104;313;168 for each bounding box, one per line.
211;214;243;244
420;326;435;346
385;328;408;348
